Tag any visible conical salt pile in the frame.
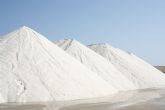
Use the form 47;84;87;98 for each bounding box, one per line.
88;43;165;88
0;27;117;103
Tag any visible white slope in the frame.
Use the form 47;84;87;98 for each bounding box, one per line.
0;26;117;103
88;43;165;89
54;39;136;91
0;94;4;103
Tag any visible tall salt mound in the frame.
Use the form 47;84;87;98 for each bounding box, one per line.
88;44;165;88
54;39;136;91
0;27;117;103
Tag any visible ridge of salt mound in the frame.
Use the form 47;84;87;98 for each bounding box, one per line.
88;44;165;88
0;26;117;103
55;39;136;91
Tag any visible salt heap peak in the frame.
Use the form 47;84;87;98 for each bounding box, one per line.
0;26;117;103
55;39;136;91
88;43;165;88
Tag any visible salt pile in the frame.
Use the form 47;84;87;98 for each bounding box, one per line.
0;26;117;103
88;43;165;88
54;39;136;91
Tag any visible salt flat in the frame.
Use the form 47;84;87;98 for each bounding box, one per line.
1;88;165;110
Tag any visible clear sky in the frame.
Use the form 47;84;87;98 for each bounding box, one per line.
0;0;165;65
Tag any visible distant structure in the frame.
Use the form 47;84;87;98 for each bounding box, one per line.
155;66;165;73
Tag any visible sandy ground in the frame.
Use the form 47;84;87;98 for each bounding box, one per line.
155;66;165;73
1;88;165;110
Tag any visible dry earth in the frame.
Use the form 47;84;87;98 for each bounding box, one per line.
155;66;165;73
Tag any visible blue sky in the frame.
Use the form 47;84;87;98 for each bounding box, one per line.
0;0;165;65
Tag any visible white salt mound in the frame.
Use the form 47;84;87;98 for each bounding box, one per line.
0;26;117;103
54;39;136;91
0;94;4;103
88;43;165;89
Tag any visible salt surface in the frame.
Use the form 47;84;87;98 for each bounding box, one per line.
1;88;165;110
55;39;136;91
88;43;165;89
0;27;116;103
1;26;165;103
